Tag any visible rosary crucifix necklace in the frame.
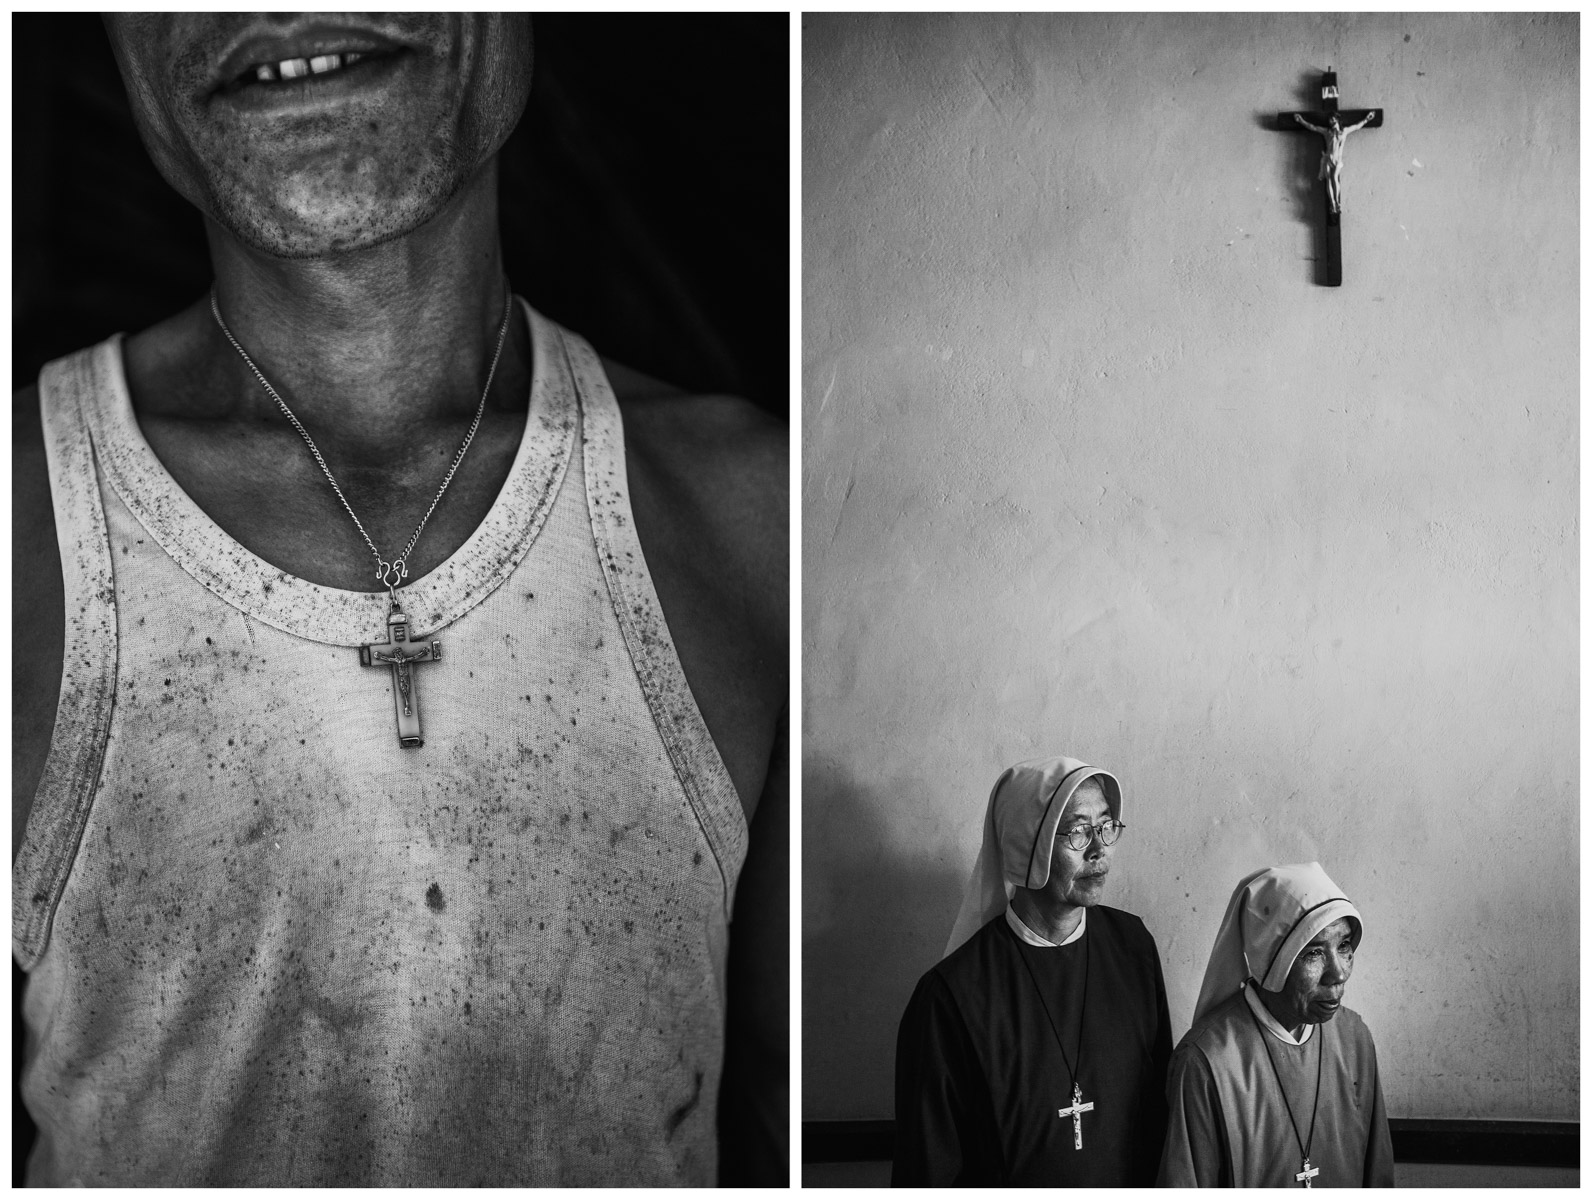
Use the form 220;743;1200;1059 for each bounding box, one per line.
1247;988;1324;1186
1015;916;1094;1150
211;285;513;748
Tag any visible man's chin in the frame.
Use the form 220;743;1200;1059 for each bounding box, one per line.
211;177;441;259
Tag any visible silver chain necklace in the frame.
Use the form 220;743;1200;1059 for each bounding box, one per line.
209;285;513;606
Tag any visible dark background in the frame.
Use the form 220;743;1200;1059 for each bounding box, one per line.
12;12;789;1186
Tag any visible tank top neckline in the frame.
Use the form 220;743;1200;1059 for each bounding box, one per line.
86;297;578;648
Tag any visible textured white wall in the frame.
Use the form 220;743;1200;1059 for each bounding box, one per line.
802;12;1577;1123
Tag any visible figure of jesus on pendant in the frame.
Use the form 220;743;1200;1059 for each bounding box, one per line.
1058;1081;1095;1150
1296;1157;1319;1187
360;608;442;747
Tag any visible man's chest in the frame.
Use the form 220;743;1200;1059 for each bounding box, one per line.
131;409;778;818
32;675;728;1184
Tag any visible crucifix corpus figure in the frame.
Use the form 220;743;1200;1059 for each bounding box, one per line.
1275;69;1386;286
1293;110;1376;213
1058;1080;1096;1150
359;610;442;747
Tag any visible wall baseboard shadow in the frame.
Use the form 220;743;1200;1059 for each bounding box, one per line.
802;1118;1579;1168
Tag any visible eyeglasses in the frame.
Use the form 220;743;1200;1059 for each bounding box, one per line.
1059;820;1126;851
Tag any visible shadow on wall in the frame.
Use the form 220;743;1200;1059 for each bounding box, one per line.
1252;67;1342;286
803;756;967;1119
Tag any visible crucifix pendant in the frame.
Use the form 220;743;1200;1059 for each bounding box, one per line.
1296;1158;1319;1187
359;608;442;748
1057;1081;1095;1150
1275;68;1385;287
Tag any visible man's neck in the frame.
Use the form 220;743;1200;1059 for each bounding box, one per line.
118;157;535;593
203;161;517;447
1009;889;1085;945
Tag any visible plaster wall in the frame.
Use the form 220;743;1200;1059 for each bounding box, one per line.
802;13;1577;1123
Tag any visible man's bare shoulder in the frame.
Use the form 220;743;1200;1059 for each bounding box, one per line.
605;357;788;620
601;356;787;820
605;359;787;491
13;298;203;592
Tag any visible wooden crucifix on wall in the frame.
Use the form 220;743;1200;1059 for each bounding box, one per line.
1277;69;1384;287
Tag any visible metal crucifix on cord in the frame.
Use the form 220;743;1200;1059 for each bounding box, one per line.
360;608;442;747
1057;1081;1095;1150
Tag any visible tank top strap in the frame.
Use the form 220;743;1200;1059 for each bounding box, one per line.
14;342;122;968
560;326;749;914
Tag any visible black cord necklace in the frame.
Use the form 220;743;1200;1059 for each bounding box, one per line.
1013;909;1093;1150
1246;986;1324;1187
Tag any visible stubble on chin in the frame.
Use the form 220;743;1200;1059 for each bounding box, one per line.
205;141;459;259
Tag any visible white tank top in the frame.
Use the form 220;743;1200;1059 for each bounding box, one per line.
14;303;748;1186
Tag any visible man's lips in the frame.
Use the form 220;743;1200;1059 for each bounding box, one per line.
213;26;408;94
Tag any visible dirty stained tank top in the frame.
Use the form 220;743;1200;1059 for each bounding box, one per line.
14;302;748;1186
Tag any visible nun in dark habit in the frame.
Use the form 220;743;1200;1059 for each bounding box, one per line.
892;756;1172;1185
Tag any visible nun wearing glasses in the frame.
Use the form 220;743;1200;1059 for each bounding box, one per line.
892;756;1172;1186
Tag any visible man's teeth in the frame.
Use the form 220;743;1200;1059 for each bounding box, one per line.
253;51;365;83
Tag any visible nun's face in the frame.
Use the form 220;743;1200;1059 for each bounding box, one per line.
1265;917;1355;1027
1039;784;1113;909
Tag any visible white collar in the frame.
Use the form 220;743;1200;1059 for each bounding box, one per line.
1006;904;1087;947
1243;980;1314;1044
